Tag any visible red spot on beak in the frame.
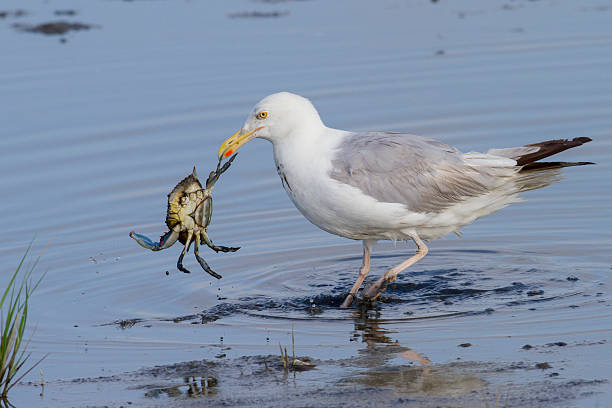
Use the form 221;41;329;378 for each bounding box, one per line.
225;149;234;157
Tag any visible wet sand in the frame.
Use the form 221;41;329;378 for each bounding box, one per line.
0;0;611;406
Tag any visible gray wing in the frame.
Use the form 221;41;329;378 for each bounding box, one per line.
329;132;507;213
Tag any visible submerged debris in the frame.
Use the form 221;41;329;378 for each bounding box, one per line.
13;21;98;35
0;9;27;18
115;318;143;329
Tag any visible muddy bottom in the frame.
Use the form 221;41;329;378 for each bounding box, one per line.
22;350;605;408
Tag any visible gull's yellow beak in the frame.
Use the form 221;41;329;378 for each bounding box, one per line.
218;126;264;160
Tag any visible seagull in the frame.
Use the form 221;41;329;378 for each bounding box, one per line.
218;92;592;308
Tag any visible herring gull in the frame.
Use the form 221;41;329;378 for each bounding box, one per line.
217;92;592;308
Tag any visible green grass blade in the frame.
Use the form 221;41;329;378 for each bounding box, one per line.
0;243;31;309
0;242;45;399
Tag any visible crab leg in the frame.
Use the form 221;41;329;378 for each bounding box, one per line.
193;231;222;279
177;231;194;274
130;230;179;251
201;231;240;253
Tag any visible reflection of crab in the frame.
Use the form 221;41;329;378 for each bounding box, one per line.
130;155;239;279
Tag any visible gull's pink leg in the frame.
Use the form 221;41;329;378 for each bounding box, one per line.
340;240;373;308
363;233;428;301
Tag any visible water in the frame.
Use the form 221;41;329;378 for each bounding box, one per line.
0;0;611;406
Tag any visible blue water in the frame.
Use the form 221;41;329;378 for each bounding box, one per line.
0;0;610;406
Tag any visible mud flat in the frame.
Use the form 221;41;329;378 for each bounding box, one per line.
20;351;607;407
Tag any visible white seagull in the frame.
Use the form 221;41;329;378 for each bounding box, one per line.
218;92;592;308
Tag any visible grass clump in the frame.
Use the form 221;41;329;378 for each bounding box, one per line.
0;244;45;401
279;326;315;372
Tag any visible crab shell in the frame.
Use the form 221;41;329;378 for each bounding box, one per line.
165;167;211;245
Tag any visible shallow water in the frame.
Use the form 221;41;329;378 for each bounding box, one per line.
1;0;611;406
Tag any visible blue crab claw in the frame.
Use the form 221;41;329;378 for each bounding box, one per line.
206;153;238;189
129;230;178;251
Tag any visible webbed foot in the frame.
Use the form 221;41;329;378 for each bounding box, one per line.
362;279;391;302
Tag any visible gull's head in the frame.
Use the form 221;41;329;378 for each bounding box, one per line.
218;92;323;159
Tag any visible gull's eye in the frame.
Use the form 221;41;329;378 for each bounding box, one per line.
256;111;268;120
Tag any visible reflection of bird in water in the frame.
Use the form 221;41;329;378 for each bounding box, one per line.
349;308;486;398
218;92;592;307
351;307;431;366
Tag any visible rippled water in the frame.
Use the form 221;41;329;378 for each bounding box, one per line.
1;0;611;406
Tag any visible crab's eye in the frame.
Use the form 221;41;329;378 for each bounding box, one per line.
256;111;268;120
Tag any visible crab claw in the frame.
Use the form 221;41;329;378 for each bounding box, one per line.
206;153;238;188
130;230;178;251
218;153;238;174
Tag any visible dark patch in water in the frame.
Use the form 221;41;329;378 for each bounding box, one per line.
227;11;289;19
100;318;144;329
152;269;561;323
54;10;78;16
13;21;98;35
0;9;27;18
107;267;575;327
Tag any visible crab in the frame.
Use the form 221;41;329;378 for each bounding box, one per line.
129;154;239;279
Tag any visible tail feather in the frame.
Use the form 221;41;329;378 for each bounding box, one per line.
515;137;592;166
520;161;594;172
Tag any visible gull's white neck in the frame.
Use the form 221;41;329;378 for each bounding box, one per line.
272;125;345;174
270;125;348;231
